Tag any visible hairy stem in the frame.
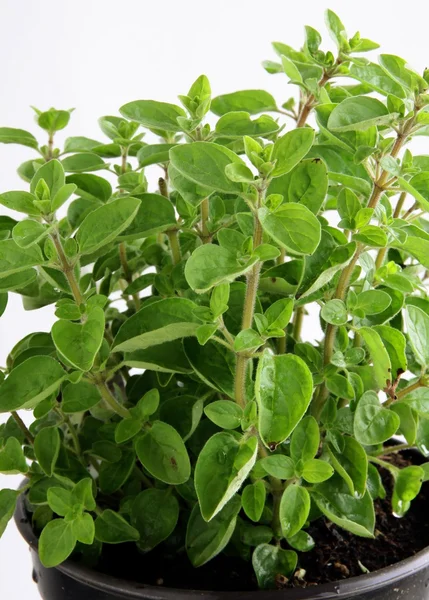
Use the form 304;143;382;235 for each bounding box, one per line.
375;191;407;269
200;197;211;243
313;116;417;419
51;232;84;305
167;229;182;265
95;377;131;419
234;213;263;408
11;411;34;445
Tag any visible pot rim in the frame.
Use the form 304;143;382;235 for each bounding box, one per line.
14;490;429;600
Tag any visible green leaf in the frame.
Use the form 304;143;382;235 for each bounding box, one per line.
405;305;429;368
30;160;65;199
215;112;279;138
52;307;105;371
258;203;321;256
39;519;76;568
12;220;48;248
211;90;277;116
0;127;38;149
356;290;392;315
301;459;334;484
113;298;200;353
379;54;424;92
0;191;40;216
373;326;407;379
234;329;265;352
62;153;106;173
34;427;60;476
0;356;65;412
252;544;297;590
114;418;142;444
325;9;348;49
255;351;313;448
0;437;28;474
204;401;243;429
159;394;203;442
259;455;295;479
184;338;235;398
401;387;429;416
66;173;112;203
280;55;303;82
271;129;315;177
359;327;392;389
118;193;176;241
354;225;388;247
312;475;375;538
120;100;186;132
326;373;355;401
290;416;320;463
72;478;96;512
328;97;391;132
73;513;95;545
94;510;140;544
136;421;191;485
279;485;311;538
170;142;245;194
0;239;44;278
0;293;7;317
99;449;135;494
354;391;400;445
76;197;140;255
242;481;266;522
131;489;179;551
195;432;258;520
264;298;294;330
0;489;20;538
350;63;406;98
137;144;177;167
185;244;258;293
398;173;429;213
62;380;101;413
395;466;424;502
124;340;192;375
267;158;328;215
186;496;241;567
321;299;348;326
327;436;367;496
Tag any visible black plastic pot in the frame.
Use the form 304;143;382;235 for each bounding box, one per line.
14;492;429;600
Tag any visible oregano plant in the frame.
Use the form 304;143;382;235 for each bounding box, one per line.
1;8;429;590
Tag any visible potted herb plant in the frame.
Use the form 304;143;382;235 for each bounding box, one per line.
2;8;429;599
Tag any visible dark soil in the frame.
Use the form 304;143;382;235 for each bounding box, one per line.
91;450;429;591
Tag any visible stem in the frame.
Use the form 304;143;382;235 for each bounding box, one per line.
313;115;418;419
159;176;182;265
95;377;131;419
167;229;182;265
296;72;330;128
396;379;425;400
375;191;406;270
379;443;413;456
55;407;81;456
292;306;304;341
51;232;84;305
200;198;211;243
11;411;34;445
47;134;54;161
118;148;140;311
368;455;399;475
234;198;264;408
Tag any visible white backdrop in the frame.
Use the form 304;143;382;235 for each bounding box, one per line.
1;0;428;597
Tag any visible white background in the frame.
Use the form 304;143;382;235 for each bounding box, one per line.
1;0;428;597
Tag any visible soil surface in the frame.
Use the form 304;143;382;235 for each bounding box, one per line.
91;450;429;591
